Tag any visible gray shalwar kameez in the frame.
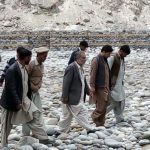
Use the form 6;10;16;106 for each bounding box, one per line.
59;62;94;132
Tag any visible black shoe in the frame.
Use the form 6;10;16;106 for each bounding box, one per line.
53;131;61;138
39;139;54;145
116;119;125;124
87;129;97;134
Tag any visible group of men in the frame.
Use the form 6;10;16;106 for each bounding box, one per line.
59;41;130;133
0;47;53;148
0;41;130;148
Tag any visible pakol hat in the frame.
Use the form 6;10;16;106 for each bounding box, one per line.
35;47;49;53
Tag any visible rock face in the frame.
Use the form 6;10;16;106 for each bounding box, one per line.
0;0;150;31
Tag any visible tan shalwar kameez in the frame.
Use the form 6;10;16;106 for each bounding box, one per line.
90;56;110;126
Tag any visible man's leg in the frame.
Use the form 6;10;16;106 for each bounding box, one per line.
22;92;44;136
106;98;115;114
113;100;125;123
25;111;48;140
72;106;94;131
91;89;108;126
58;104;73;133
1;108;13;147
22;124;30;136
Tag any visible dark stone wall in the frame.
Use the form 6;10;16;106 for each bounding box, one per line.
0;31;150;50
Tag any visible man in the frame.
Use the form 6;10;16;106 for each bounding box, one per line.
22;47;49;136
59;51;95;133
0;47;21;86
0;47;51;148
90;45;113;127
107;45;131;123
68;40;89;65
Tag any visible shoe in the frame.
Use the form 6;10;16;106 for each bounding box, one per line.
53;131;61;138
87;129;97;134
116;119;125;124
39;139;54;145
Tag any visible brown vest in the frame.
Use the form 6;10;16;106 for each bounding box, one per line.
110;53;124;87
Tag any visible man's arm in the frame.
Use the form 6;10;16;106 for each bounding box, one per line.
90;57;98;92
62;65;74;104
26;61;42;92
5;68;21;109
26;61;34;75
84;77;89;94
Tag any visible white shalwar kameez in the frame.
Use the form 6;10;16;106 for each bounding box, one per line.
107;55;126;123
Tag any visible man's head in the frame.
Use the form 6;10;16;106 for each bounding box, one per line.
119;45;130;58
101;45;113;58
17;47;32;65
79;40;89;51
16;46;25;59
35;47;49;64
75;51;86;67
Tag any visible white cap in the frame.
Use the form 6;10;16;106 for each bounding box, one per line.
34;47;49;53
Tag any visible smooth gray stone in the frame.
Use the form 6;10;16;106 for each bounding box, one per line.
143;131;150;140
95;131;107;139
88;133;98;139
45;125;57;136
78;135;93;140
61;144;77;150
32;143;49;150
17;136;39;146
78;140;93;145
16;145;33;150
104;138;123;148
1;147;10;150
139;139;150;146
8;133;20;141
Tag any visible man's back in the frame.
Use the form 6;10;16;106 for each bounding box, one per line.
68;48;80;65
0;57;16;85
0;62;23;111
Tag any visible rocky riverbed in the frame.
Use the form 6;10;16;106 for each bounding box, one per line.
0;47;150;150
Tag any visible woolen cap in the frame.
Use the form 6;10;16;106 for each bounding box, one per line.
35;47;49;53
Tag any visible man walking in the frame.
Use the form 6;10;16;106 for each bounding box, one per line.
22;47;49;136
59;51;95;133
0;47;51;148
0;47;21;86
90;45;113;127
68;40;89;65
107;45;131;123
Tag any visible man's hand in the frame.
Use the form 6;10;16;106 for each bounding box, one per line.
89;87;95;97
16;104;22;111
90;87;95;93
62;97;68;104
0;79;4;87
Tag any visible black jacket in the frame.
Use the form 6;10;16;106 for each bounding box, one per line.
0;62;31;111
0;57;16;82
68;48;80;65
